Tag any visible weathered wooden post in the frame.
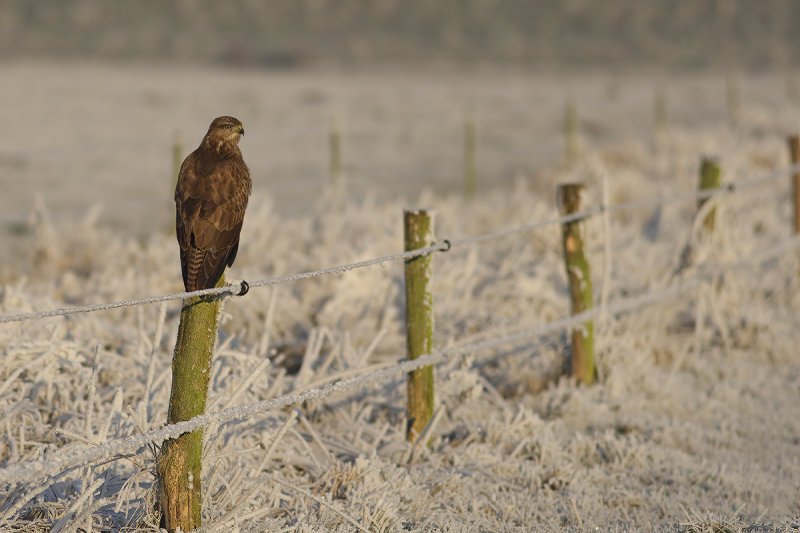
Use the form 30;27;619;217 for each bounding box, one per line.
654;88;667;135
564;98;579;164
787;75;799;105
329;120;342;188
557;184;595;385
157;275;225;531
788;135;800;234
403;208;435;442
698;157;722;232
172;133;183;187
464;115;477;201
726;74;739;126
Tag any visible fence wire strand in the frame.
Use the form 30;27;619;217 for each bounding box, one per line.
1;231;797;486
1;164;794;325
0;242;448;324
603;163;799;215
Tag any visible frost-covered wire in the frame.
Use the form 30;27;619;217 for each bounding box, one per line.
0;164;795;325
2;232;797;486
0;242;449;324
447;207;603;248
604;163;799;215
448;164;797;248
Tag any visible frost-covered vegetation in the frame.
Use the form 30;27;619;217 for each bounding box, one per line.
2;67;800;532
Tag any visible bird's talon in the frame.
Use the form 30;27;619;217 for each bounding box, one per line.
238;280;250;296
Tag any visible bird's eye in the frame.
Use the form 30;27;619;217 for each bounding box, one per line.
224;124;232;129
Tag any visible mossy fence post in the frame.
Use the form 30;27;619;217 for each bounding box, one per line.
654;88;667;136
788;135;800;234
169;133;184;231
698;157;722;232
788;75;799;106
404;208;435;442
726;74;739;126
464;115;477;201
564;98;579;164
157;275;225;532
329;120;342;189
557;184;595;385
172;133;183;187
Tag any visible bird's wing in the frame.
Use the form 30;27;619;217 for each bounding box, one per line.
176;154;250;291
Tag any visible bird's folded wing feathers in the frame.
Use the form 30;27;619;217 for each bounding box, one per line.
175;140;250;291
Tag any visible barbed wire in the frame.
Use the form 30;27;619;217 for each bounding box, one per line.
1;231;797;486
0;163;795;326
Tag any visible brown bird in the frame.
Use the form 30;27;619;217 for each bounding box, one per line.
175;116;252;292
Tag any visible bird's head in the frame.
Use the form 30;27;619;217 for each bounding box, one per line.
206;116;245;147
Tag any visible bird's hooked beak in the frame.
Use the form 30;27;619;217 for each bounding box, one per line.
236;124;244;136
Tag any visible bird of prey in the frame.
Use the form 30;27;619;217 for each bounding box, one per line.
175;116;251;292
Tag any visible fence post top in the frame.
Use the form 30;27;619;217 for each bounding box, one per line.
403;206;436;215
556;181;586;189
556;182;586;214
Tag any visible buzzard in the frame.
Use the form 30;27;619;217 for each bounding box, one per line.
175;116;251;292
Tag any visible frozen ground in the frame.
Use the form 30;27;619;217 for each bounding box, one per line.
1;64;800;531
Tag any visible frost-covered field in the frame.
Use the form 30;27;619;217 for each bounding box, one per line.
2;65;800;532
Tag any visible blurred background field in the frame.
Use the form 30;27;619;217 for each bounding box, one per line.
1;66;798;278
2;1;800;272
2;1;800;532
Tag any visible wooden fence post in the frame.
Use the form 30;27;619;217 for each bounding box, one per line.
788;75;799;106
564;98;578;164
172;133;183;187
788;135;800;234
329;120;342;188
404;208;435;442
464;115;477;201
654;88;667;135
557;184;595;385
157;275;225;531
698;157;722;232
726;74;739;126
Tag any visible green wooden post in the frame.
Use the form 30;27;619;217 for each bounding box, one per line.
464;115;477;201
788;135;800;234
564;98;578;164
788;75;799;105
172;133;183;187
654;88;667;135
698;157;722;232
157;274;225;531
726;74;739;126
557;184;595;385
404;208;435;442
329;120;342;188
